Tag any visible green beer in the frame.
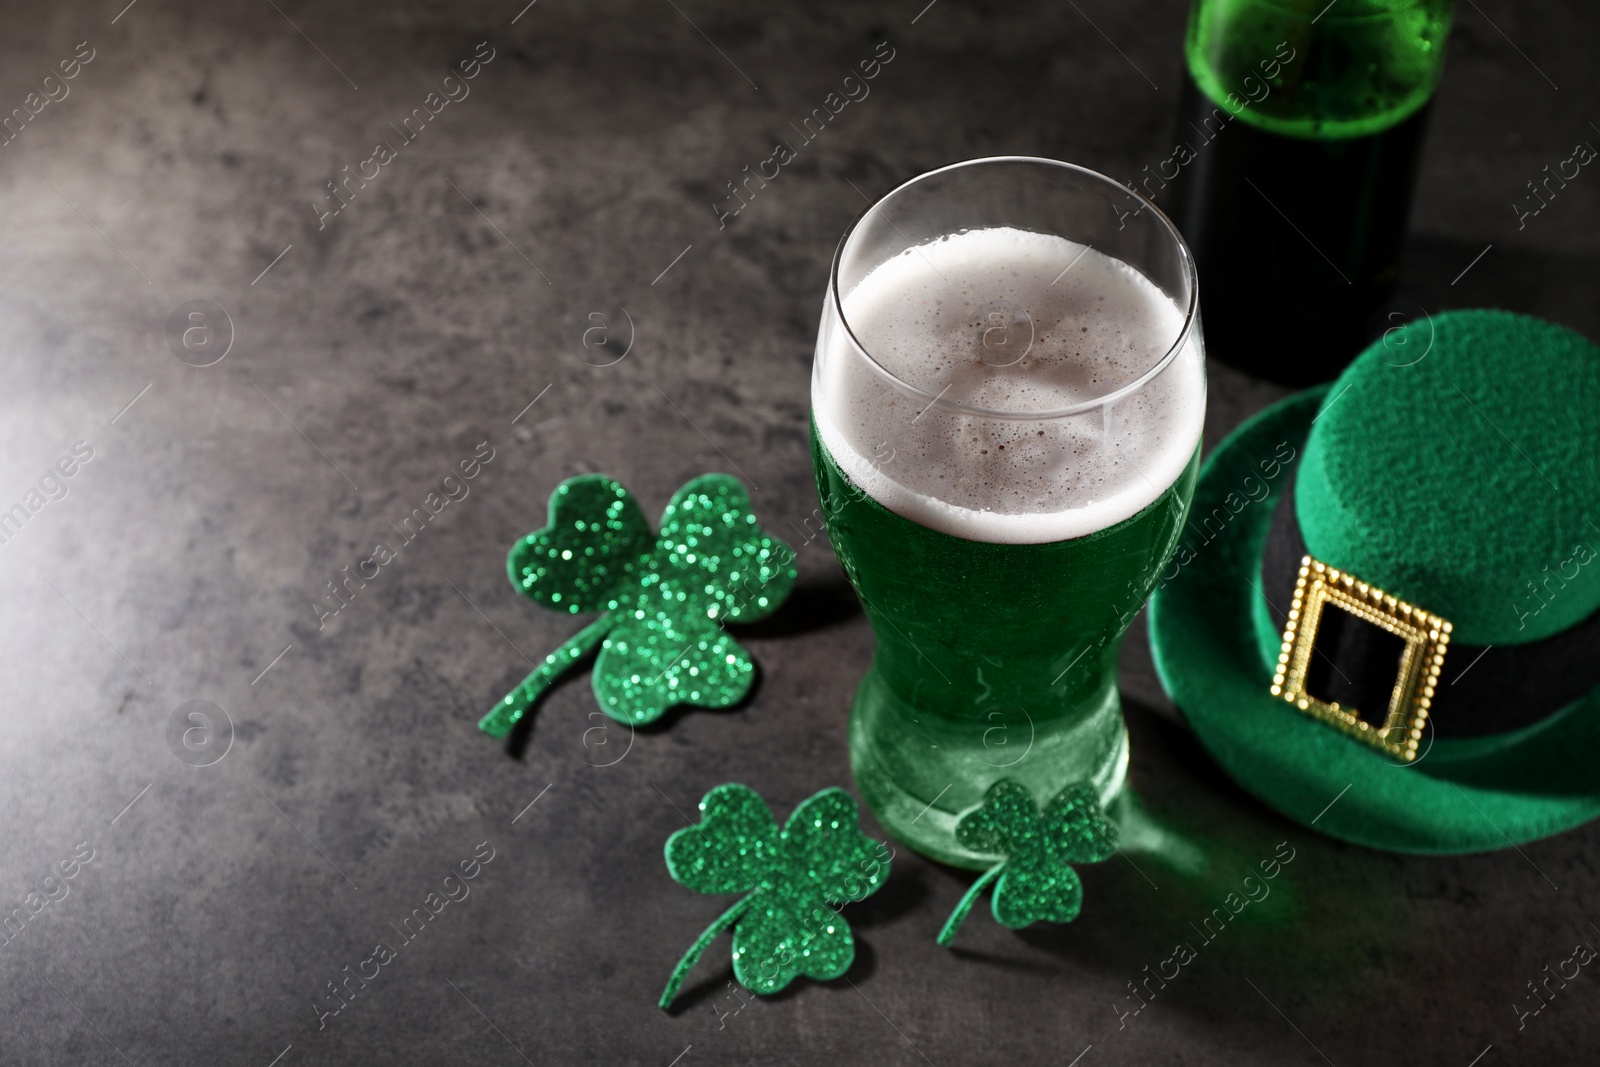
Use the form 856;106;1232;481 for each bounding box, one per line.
811;159;1205;867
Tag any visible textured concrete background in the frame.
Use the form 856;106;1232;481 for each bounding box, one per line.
0;1;1596;1064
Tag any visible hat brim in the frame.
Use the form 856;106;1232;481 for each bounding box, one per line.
1148;388;1600;854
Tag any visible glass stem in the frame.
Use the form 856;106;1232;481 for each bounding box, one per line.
936;862;1006;947
478;614;615;738
659;894;752;1010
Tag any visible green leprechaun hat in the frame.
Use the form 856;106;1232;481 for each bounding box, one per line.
1149;309;1600;853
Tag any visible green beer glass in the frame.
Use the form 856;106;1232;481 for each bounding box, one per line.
810;157;1205;867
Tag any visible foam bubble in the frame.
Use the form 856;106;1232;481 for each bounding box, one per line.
813;226;1205;544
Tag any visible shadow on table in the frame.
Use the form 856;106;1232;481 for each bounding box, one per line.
1399;233;1600;341
735;573;862;639
902;697;1574;1055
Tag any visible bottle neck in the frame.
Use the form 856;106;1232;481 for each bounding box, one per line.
1184;0;1453;140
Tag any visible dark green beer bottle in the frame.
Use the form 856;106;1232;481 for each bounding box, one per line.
1168;0;1452;385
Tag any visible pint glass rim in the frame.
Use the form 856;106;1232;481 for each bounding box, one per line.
827;155;1200;422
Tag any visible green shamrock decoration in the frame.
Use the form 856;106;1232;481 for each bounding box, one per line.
937;779;1116;947
658;783;891;1009
478;473;796;737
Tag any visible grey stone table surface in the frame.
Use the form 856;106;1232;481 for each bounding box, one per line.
1;0;1597;1064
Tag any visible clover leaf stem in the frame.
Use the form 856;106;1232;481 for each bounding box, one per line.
936;862;1006;948
659;893;753;1010
478;613;617;738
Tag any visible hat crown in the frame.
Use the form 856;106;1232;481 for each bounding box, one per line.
1294;310;1600;645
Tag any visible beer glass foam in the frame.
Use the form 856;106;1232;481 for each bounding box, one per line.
814;226;1204;543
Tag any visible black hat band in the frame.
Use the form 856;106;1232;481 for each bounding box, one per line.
1263;464;1600;740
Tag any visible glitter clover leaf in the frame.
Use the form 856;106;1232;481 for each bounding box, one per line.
658;783;892;1009
478;473;796;736
936;779;1117;946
